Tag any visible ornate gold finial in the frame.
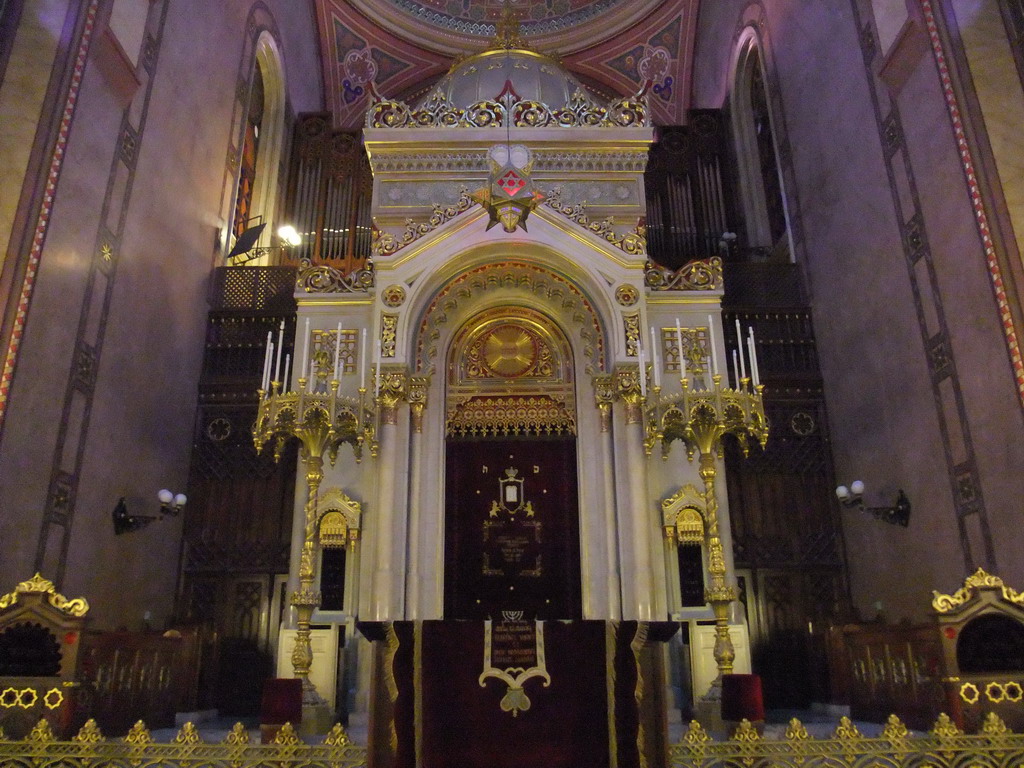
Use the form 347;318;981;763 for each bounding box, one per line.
785;718;809;741
74;719;103;744
174;722;202;744
932;568;1024;613
273;722;302;746
881;714;909;740
26;719;55;743
833;716;863;741
732;719;761;742
124;720;152;745
683;720;711;746
982;712;1010;736
493;3;526;49
323;723;352;747
931;713;963;739
223;722;250;745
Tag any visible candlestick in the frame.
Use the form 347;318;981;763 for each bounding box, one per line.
274;320;285;384
707;314;719;376
735;318;747;381
649;326;661;388
334;323;343;381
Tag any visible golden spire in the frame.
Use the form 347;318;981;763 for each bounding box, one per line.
493;3;526;49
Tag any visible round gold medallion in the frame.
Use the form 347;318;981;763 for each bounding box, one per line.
482;326;537;377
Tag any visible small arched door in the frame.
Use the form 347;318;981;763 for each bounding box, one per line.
443;308;582;621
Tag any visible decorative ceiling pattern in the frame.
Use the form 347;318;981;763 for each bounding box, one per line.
315;0;697;129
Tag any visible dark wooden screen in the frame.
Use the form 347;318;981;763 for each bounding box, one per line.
177;266;298;713
722;263;850;708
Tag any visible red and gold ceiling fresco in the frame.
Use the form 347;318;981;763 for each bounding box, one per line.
315;0;698;128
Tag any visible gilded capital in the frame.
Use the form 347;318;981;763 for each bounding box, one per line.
378;365;408;425
592;374;615;433
614;365;645;424
408;376;430;433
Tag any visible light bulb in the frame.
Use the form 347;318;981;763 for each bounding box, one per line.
835;485;849;501
850;480;865;496
173;493;187;508
277;225;301;246
158;489;173;504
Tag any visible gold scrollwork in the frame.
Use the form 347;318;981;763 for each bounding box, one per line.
624;314;640;358
297;265;374;294
446;395;575;438
544;188;646;255
371;191;475;258
380;314;398;358
0;573;89;617
933;568;1024;613
645;258;724;291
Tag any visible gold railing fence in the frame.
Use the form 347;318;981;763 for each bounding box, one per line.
0;719;367;768
5;712;1024;767
670;713;1024;768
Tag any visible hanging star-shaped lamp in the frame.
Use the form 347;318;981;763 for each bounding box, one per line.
471;143;545;233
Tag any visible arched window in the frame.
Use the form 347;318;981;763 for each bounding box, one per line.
229;32;287;265
731;34;791;261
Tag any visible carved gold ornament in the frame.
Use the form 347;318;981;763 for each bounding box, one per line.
932;568;1024;613
0;573;89;617
482;326;537;377
645;257;724;291
382;284;406;307
544;188;646;255
371;191;475;258
615;285;639;306
446;395;575;438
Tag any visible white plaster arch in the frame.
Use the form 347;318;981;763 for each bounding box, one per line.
728;22;795;261
230;30;288;264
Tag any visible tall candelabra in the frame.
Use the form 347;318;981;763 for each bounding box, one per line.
253;376;376;706
644;349;768;692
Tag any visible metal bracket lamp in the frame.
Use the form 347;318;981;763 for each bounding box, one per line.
835;480;911;527
112;490;188;535
226;219;303;265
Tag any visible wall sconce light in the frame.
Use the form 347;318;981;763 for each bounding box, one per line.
112;497;156;535
158;489;187;516
113;490;188;535
835;480;911;527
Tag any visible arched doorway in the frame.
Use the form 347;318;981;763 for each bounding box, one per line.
443;307;582;621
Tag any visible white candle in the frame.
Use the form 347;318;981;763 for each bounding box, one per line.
675;318;685;380
748;328;760;387
274;320;285;384
732;349;740;389
707;314;719;376
638;339;646;398
283;353;291;392
649;326;661;388
735;318;747;381
334;323;343;381
374;339;381;397
261;331;272;391
301;318;310;383
360;328;367;390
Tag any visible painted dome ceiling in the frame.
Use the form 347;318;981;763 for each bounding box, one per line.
316;0;698;128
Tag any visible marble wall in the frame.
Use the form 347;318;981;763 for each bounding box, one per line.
0;0;323;629
691;0;1024;621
